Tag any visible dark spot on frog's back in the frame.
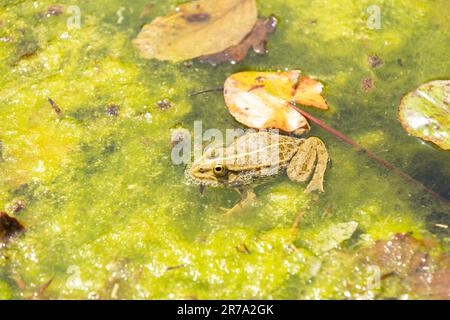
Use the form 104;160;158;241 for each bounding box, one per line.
183;13;211;23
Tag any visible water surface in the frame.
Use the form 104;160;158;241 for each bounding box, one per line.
0;0;449;299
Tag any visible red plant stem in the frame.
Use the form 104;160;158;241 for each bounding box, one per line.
292;106;449;204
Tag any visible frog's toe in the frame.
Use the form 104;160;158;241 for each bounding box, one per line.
304;180;325;193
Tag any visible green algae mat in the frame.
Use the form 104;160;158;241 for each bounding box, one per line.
0;0;449;299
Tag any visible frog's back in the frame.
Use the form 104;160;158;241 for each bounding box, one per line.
224;131;301;171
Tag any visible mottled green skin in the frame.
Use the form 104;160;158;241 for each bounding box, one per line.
187;132;328;192
0;0;449;300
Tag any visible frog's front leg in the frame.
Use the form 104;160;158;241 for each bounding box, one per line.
223;186;256;216
286;137;329;193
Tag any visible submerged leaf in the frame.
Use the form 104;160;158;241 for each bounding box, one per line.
133;0;257;62
311;221;358;254
398;80;450;150
199;16;277;66
224;70;328;133
364;234;450;299
368;233;430;277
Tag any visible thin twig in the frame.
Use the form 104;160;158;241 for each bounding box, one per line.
47;97;61;115
166;264;186;271
189;87;223;97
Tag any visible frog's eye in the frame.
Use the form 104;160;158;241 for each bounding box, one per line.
213;165;227;177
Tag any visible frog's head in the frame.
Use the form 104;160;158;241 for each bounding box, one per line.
185;147;229;187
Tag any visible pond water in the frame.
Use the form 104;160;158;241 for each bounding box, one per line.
0;0;449;299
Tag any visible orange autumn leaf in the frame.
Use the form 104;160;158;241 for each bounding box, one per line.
294;76;328;110
224;70;328;133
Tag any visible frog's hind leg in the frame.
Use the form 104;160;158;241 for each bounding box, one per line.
306;138;329;193
287;137;329;193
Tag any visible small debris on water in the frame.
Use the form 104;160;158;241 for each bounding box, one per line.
46;4;65;16
157;99;172;110
106;104;120;116
166;264;186;271
10;199;26;214
368;55;384;68
47;97;62;115
30;278;54;300
435;224;448;229
236;242;251;255
361;78;375;92
144;112;152;123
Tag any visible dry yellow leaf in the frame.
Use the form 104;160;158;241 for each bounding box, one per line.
133;0;257;62
224;70;329;133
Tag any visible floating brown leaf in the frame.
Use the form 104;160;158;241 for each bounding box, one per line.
364;233;450;299
0;211;25;242
199;16;277;66
133;0;257;62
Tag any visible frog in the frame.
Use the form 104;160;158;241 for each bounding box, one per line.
185;131;329;214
